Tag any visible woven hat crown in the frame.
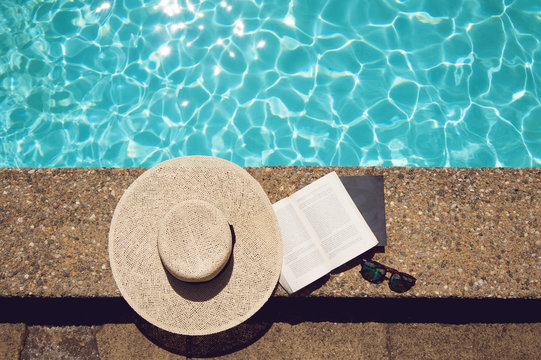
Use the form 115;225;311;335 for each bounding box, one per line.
157;199;232;282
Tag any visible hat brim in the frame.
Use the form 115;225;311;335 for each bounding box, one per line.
109;156;282;335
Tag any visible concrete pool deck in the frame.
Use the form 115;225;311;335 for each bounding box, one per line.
2;322;541;359
0;166;539;299
1;166;540;358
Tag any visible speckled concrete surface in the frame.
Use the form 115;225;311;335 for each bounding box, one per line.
387;323;541;360
189;322;388;359
96;324;186;359
20;326;99;360
0;323;26;360
0;167;539;298
3;322;541;359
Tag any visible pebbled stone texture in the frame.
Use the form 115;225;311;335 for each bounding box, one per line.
20;326;99;360
96;323;186;359
387;323;541;360
2;321;540;359
0;323;26;360
0;167;539;298
189;321;388;359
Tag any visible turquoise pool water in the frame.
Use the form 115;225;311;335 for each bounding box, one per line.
1;0;540;167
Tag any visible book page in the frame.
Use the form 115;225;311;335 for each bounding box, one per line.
291;172;378;270
274;198;331;293
274;172;378;293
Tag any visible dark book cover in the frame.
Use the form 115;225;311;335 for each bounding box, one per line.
339;176;387;246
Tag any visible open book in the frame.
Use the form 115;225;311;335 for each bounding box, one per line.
273;172;379;294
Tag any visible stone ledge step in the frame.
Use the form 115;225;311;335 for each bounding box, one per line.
1;167;539;298
2;321;541;360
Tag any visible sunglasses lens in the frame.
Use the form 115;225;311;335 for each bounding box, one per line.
389;273;416;293
361;261;386;283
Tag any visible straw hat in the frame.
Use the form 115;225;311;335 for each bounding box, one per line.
109;156;282;335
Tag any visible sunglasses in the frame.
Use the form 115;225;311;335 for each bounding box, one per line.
360;259;416;293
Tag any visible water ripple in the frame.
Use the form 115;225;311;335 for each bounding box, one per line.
0;0;540;167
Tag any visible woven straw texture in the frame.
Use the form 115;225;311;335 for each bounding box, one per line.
109;156;282;335
157;199;232;282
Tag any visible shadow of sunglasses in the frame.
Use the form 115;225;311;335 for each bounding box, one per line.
360;259;416;293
